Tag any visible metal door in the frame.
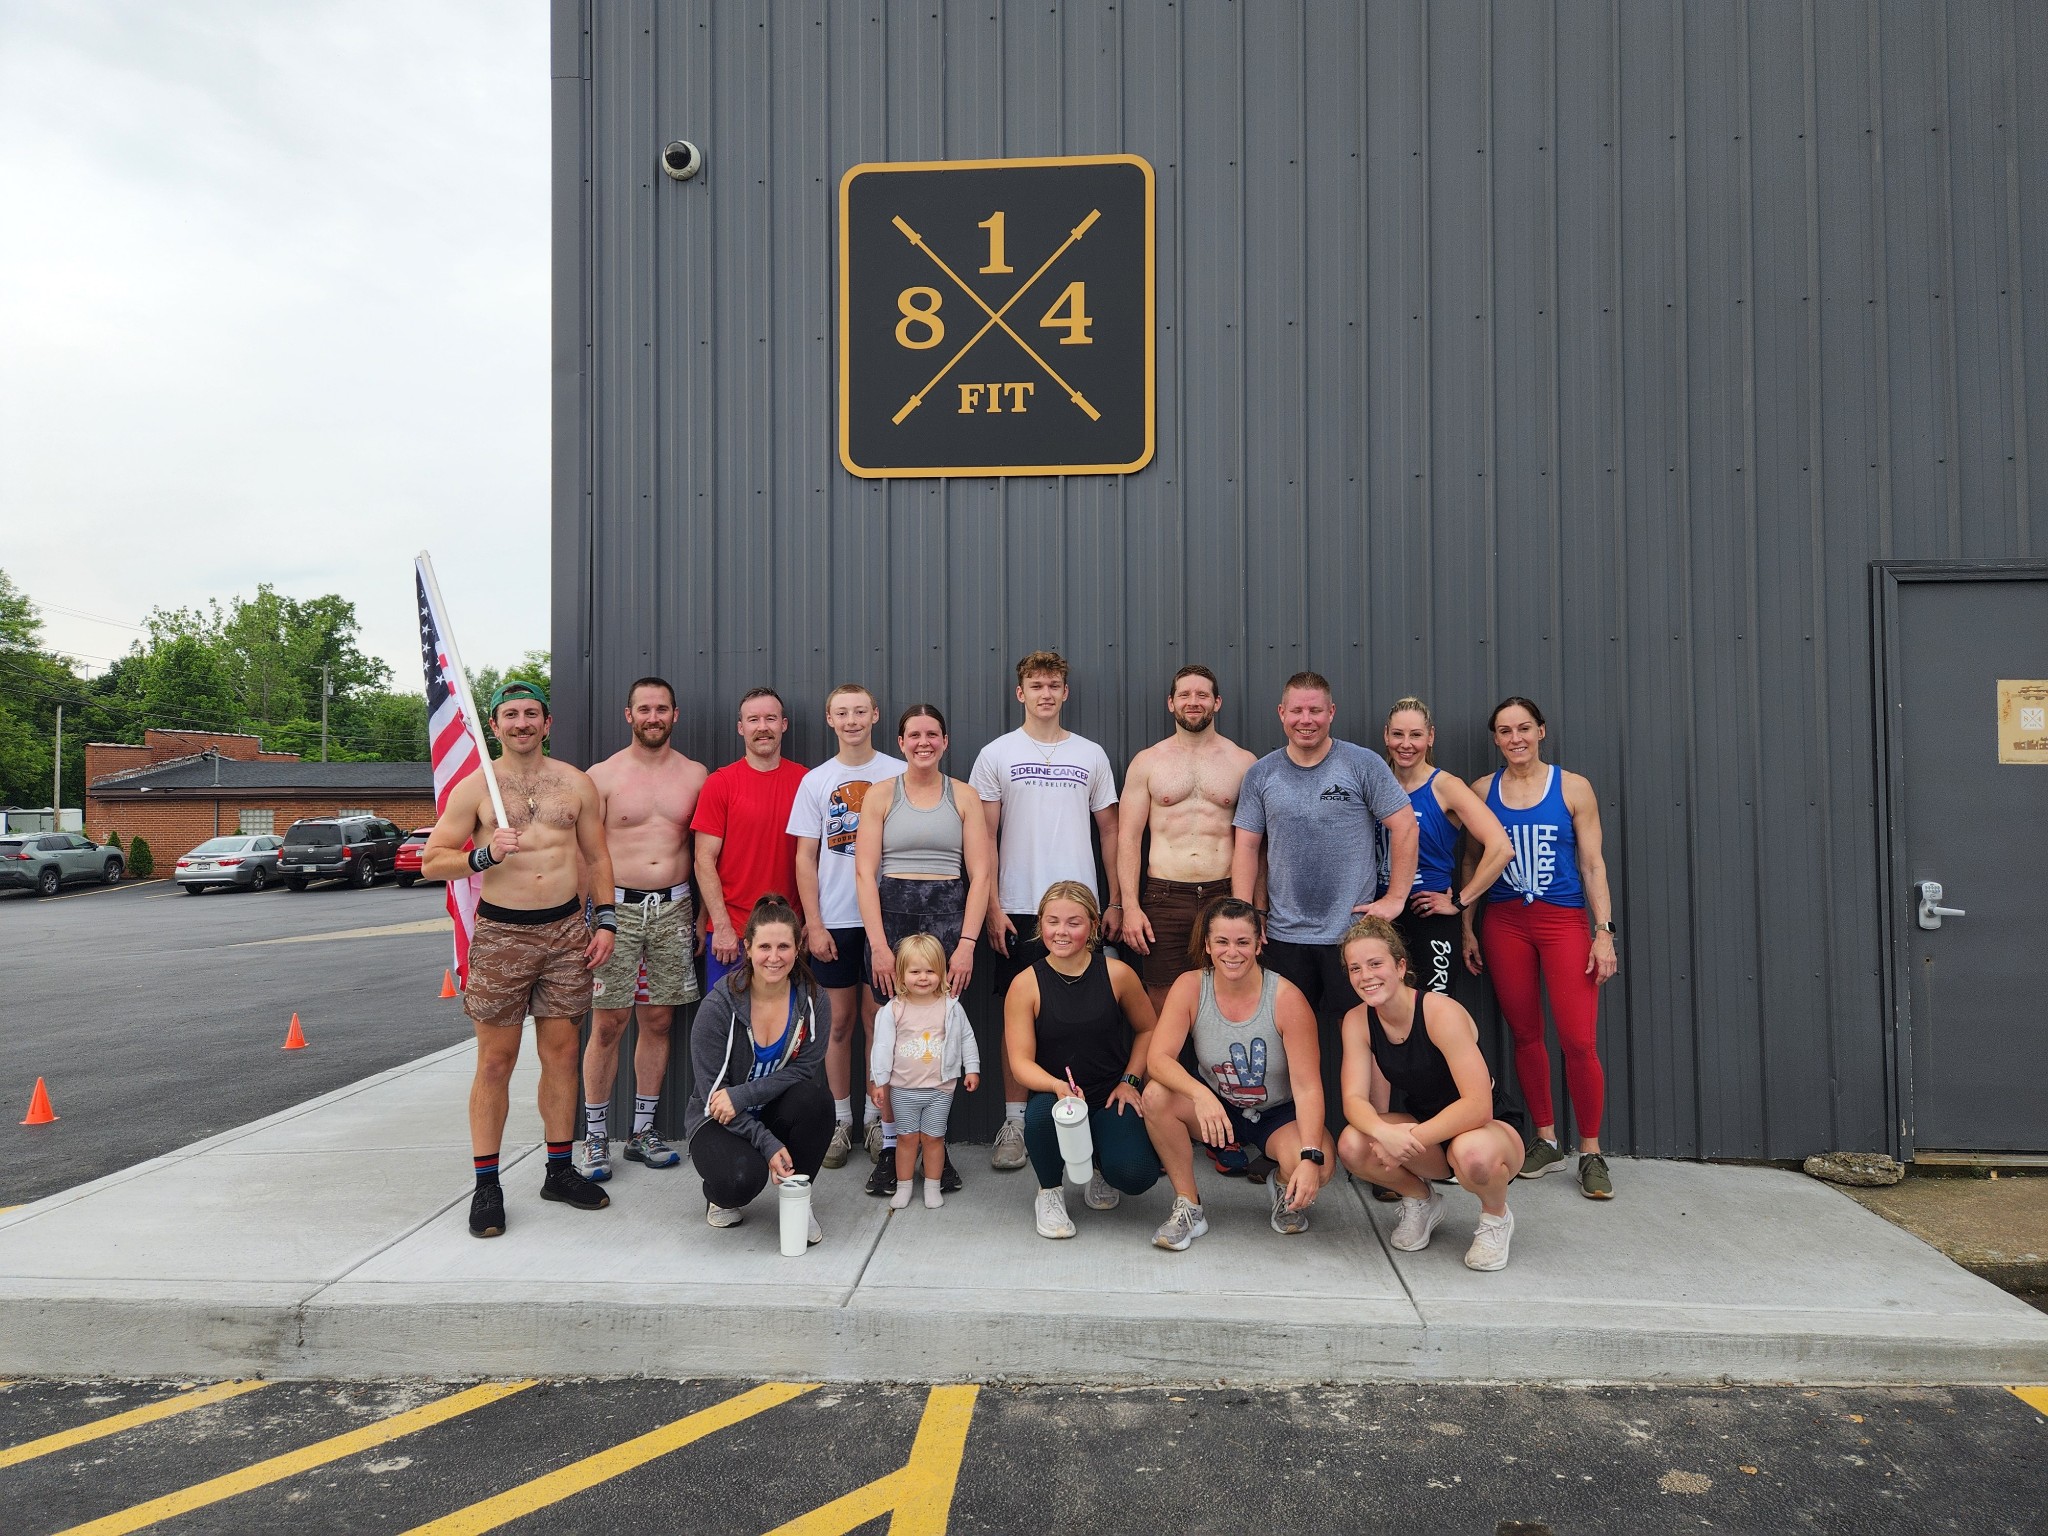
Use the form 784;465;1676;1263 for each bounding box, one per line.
1879;565;2048;1152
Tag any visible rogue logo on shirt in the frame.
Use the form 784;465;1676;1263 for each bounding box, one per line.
1319;784;1356;803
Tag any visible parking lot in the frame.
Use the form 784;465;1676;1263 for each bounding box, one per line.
1;877;470;1208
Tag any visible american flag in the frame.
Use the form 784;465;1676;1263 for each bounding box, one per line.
417;566;484;988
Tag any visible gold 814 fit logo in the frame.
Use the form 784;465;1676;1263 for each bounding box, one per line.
838;154;1154;479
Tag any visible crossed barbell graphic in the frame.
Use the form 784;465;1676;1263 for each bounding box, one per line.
889;208;1103;425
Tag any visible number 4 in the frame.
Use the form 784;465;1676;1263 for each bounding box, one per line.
1038;281;1092;345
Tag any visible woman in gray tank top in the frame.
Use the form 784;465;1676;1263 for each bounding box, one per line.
1139;896;1335;1251
855;703;993;1001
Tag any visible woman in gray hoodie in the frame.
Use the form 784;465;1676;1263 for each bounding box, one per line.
683;894;833;1238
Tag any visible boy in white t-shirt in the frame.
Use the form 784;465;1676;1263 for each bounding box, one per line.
789;684;906;1170
968;649;1122;1169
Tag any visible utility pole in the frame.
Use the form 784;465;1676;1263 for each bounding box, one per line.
53;704;62;818
321;663;330;762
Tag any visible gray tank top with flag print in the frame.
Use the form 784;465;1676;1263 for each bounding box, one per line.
1191;967;1293;1123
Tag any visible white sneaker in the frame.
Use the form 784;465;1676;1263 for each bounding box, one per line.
1084;1170;1121;1210
1152;1195;1208;1251
1464;1207;1514;1271
991;1119;1029;1171
1034;1186;1076;1239
807;1212;823;1246
1389;1189;1445;1252
706;1202;743;1229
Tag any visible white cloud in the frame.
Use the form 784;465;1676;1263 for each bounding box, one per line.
0;0;550;689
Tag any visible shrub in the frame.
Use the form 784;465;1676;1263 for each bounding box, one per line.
105;830;123;852
128;837;154;879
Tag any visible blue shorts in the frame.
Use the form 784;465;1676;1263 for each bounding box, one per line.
1223;1098;1298;1154
810;926;869;990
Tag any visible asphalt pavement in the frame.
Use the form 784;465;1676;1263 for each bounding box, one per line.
1;1375;2042;1534
0;877;470;1208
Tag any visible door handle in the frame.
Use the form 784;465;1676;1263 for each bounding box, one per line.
1915;880;1965;931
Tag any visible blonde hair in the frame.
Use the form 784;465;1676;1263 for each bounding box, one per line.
1386;695;1436;765
1340;914;1408;969
1034;879;1101;947
892;932;948;992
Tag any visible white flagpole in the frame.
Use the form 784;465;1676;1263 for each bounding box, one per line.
416;551;510;831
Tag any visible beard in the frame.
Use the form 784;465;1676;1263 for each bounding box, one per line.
1173;708;1215;734
634;720;673;748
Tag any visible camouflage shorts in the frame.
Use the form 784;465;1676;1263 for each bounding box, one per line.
463;908;594;1025
590;892;701;1008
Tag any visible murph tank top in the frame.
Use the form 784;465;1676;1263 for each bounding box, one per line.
1484;764;1585;908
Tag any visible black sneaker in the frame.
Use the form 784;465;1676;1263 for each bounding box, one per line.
864;1159;898;1197
469;1183;506;1238
541;1162;611;1210
939;1154;962;1194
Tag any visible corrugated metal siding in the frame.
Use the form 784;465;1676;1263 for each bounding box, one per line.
551;0;2045;1159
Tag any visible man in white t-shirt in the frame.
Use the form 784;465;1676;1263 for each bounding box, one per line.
789;683;906;1171
969;648;1122;1170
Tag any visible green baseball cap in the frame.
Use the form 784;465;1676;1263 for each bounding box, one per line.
489;679;550;714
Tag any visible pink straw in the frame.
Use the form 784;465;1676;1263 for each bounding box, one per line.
1065;1068;1083;1099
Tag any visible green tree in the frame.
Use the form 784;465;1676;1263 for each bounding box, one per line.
0;569;90;807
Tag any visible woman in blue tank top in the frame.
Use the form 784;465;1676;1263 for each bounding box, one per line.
1380;697;1513;1003
1466;697;1619;1199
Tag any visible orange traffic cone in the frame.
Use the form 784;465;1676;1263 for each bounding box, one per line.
282;1014;308;1051
20;1077;57;1126
440;969;457;999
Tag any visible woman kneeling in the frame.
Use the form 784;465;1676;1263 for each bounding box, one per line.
1336;917;1528;1271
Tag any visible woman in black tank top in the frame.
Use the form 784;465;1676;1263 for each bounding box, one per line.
1002;880;1162;1240
1335;917;1529;1272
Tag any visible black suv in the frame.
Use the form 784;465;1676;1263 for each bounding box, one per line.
277;816;406;891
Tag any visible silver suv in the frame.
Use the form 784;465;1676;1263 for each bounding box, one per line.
0;833;125;897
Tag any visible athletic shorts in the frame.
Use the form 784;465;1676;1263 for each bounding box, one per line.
1135;875;1231;992
811;926;869;990
590;892;701;1008
887;1083;955;1139
1222;1097;1299;1155
463;899;594;1025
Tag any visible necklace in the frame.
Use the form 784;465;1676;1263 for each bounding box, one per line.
1026;730;1066;765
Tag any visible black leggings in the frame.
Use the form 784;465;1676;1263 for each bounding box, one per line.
691;1079;835;1209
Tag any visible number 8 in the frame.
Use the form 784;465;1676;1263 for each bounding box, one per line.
895;286;944;349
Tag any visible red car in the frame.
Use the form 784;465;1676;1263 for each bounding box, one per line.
393;827;438;887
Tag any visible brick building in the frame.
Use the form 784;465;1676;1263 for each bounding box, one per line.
86;731;435;856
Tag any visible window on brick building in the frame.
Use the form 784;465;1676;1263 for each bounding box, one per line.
238;810;276;835
337;808;373;820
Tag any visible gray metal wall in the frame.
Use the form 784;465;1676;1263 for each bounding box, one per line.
551;0;2047;1159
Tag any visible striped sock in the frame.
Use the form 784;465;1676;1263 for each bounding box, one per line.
584;1102;608;1143
634;1095;660;1134
473;1152;500;1189
546;1140;571;1170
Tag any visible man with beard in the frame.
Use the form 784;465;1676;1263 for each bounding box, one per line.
579;677;709;1183
693;687;808;993
1116;665;1256;1012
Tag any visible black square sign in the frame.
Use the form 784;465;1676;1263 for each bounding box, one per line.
837;154;1154;478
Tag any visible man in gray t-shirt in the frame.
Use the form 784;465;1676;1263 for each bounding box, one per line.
1232;672;1418;1105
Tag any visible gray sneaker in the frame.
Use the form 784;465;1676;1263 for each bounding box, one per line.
1517;1139;1567;1179
579;1132;611;1183
990;1119;1029;1171
822;1122;853;1169
624;1126;679;1169
1152;1195;1209;1251
1269;1176;1310;1235
864;1121;887;1164
706;1202;743;1229
1084;1170;1121;1210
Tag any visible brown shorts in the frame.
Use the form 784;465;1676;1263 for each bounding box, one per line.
1135;875;1233;992
463;907;594;1025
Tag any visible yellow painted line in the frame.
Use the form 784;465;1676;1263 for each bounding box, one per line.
231;916;452;948
397;1381;816;1534
55;1380;532;1536
0;1380;267;1470
2012;1385;2048;1415
764;1385;978;1536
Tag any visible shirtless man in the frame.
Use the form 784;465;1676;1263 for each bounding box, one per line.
421;680;617;1239
1117;665;1256;1011
579;677;709;1183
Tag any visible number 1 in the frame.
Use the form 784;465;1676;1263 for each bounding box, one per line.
977;211;1014;275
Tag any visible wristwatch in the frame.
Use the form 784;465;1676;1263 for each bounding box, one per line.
1120;1072;1144;1092
1450;888;1467;912
1594;921;1617;935
1298;1147;1326;1166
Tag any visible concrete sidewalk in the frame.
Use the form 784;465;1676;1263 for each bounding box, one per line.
3;1042;2044;1385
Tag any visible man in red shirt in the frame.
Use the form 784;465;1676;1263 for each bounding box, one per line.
692;687;808;992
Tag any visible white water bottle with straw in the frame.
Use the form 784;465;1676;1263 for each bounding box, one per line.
778;1173;812;1257
1051;1070;1095;1186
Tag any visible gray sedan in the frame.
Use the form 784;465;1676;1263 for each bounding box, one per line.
174;835;285;894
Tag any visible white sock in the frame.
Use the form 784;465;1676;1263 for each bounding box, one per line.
889;1180;913;1209
633;1095;659;1135
584;1103;608;1142
1005;1102;1026;1125
881;1119;898;1149
834;1097;853;1126
924;1181;944;1209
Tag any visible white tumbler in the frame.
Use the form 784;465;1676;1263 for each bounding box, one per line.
1050;1095;1094;1186
778;1173;812;1257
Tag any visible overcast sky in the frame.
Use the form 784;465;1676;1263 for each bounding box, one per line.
0;0;549;689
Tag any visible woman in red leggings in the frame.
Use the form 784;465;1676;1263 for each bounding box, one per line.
1459;697;1619;1199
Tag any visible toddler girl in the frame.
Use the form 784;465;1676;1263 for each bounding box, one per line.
869;933;980;1209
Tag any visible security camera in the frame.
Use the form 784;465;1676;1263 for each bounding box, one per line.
660;140;703;182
